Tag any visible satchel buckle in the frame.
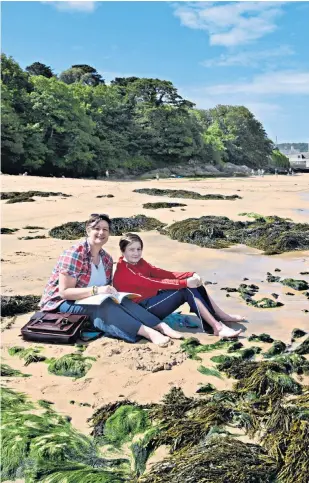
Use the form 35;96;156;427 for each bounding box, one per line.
60;318;70;326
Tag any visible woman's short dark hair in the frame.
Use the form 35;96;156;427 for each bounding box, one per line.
119;233;143;252
86;213;112;230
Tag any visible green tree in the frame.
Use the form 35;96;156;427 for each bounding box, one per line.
27;77;98;176
205;105;274;168
271;149;290;169
59;64;104;86
26;62;54;78
1;83;25;173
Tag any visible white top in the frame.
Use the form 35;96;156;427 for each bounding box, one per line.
87;260;107;287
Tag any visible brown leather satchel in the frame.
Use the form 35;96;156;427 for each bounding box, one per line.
21;311;89;344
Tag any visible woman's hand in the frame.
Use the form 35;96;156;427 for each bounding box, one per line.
98;285;118;296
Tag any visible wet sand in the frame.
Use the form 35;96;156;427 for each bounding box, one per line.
1;173;309;435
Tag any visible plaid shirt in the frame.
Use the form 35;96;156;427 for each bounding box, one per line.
40;239;113;311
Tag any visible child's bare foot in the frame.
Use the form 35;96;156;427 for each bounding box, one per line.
151;331;171;347
214;323;242;339
157;323;185;340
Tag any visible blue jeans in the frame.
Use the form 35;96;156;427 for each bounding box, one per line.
139;287;217;333
58;297;161;343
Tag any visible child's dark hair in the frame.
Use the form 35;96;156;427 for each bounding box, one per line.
119;233;143;252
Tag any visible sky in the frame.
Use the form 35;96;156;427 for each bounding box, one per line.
2;0;309;143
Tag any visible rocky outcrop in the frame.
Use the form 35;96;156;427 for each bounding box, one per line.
139;160;251;179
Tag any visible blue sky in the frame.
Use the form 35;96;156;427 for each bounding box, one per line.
2;1;309;143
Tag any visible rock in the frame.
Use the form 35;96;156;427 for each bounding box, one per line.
274;268;281;272
300;271;309;275
271;293;279;299
267;272;281;283
291;328;307;339
286;292;295;296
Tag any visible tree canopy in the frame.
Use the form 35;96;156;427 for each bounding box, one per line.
1;53;276;177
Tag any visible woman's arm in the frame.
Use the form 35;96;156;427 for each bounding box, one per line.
59;274;116;300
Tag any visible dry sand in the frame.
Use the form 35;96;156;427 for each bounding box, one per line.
1;174;309;436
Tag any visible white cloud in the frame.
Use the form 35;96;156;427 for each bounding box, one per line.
43;1;97;13
202;71;309;96
173;2;285;46
201;45;294;68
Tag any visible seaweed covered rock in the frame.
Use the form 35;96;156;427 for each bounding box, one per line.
266;272;281;283
291;328;307;340
143;202;187;209
1;227;19;234
248;333;274;343
180;337;234;361
140;434;277;483
2;190;71;204
1;295;40;316
264;340;287;358
134;188;242;201
281;278;309;291
294;336;309;355
47;353;96;378
49;215;165;240
163;215;309;254
96;194;114;198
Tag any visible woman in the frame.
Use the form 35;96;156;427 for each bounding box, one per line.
40;214;184;346
113;233;244;338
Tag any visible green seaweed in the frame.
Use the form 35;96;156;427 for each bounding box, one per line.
18;235;48;240
196;383;217;394
134;188;242;201
180;337;234;360
266;272;281;283
103;405;151;447
47;353;96;378
23;225;46;229
0;363;30;377
281;278;309;291
264;340;287;358
163;215;309;255
49;215;165;240
1;294;40;316
227;341;244;352
198;365;223;379
294;336;309;355
8;345;46;366
140;434;277;483
1;227;19;234
143;202;187;209
291;328;307;340
2;190;71;204
248;333;274;343
1;387;130;483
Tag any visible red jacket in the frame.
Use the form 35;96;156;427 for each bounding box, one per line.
113;257;194;302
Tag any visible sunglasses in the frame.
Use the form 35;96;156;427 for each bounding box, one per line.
90;213;109;218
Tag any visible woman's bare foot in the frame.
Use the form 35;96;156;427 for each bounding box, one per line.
220;314;247;323
214;323;242;339
156;323;185;340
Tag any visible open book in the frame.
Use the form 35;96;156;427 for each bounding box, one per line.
75;292;141;305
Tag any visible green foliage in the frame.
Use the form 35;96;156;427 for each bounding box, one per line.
2;55;279;177
26;62;54;78
271;149;290;169
47;353;96;378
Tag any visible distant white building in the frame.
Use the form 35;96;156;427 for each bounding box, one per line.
288;152;309;170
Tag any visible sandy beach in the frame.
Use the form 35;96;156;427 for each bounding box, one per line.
1;173;309;436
